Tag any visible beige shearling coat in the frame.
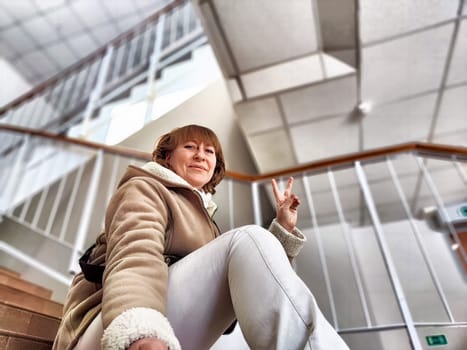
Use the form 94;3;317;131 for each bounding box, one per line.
53;162;306;350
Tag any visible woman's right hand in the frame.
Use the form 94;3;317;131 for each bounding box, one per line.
128;338;168;350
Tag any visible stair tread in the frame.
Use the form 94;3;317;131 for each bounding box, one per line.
0;303;60;343
0;274;52;299
0;267;21;279
0;333;52;350
0;284;63;318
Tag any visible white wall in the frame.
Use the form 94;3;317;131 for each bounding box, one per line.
0;57;31;106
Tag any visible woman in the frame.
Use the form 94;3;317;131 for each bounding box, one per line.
53;124;349;350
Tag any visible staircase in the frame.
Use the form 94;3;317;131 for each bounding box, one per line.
0;266;62;350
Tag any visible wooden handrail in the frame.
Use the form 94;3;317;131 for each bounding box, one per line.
0;0;185;114
2;124;467;182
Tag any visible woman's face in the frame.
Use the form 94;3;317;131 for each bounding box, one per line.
168;139;216;190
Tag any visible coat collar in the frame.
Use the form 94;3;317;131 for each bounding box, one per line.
141;162;217;216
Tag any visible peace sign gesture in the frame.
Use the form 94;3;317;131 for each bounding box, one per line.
271;177;301;232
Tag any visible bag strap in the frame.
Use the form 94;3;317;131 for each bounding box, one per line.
79;244;104;284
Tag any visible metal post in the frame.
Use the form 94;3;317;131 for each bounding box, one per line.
144;14;166;123
386;157;454;322
68;150;104;275
328;169;371;327
355;161;423;350
302;174;339;328
45;174;67;234
80;46;114;138
453;156;467;185
59;163;86;242
1;136;30;214
251;182;262;226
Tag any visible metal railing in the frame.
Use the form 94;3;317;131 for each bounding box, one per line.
0;0;204;140
1;125;466;349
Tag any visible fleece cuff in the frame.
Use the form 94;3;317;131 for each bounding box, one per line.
269;219;307;258
101;307;181;350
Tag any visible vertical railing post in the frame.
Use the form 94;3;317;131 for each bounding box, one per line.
355;161;423;350
386;157;454;322
302;174;339;328
0;136;30;214
68;150;104;275
251;181;262;226
80;46;114;138
144;14;166;124
328;169;371;327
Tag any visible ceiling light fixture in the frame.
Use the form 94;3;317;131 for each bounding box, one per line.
356;101;373;116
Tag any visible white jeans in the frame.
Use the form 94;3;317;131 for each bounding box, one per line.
75;225;349;350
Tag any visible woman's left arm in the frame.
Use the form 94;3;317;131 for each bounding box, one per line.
272;177;300;233
269;177;307;260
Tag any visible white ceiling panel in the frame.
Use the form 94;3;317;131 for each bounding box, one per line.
360;0;459;44
2;27;36;53
34;0;66;12
92;24;119;46
103;1;138;19
363;93;437;149
22;16;61;45
70;1;107;28
361;24;453;104
280;75;356;124
0;8;15;27
247;129;296;173
46;42;78;69
235;97;283;135
0;39;16;60
20;51;57;80
241;54;324;98
0;2;38;20
213;0;318;72
447;18;467;86
436;85;467;134
117;13;145;34
68;32;99;58
290;115;359;163
45;6;84;37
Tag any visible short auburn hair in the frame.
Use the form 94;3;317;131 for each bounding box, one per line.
152;125;226;194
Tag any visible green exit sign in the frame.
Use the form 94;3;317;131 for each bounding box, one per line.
426;334;447;346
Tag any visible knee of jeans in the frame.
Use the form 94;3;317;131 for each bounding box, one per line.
232;224;281;249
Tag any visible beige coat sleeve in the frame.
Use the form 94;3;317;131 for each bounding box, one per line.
100;178;180;350
269;218;307;259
